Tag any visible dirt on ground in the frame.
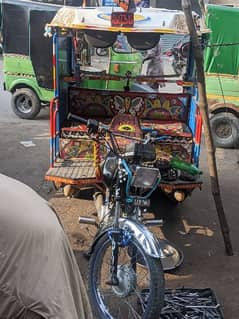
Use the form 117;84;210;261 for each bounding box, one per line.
49;187;183;281
49;147;239;319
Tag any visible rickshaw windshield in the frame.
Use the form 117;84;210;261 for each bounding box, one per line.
47;6;209;92
77;32;191;89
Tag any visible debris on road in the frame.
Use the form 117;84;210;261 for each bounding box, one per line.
20;140;36;147
160;288;224;319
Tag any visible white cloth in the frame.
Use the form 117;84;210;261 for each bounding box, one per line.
0;174;93;319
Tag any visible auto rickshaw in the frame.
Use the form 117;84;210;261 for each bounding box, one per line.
44;5;208;203
1;0;60;119
1;0;92;120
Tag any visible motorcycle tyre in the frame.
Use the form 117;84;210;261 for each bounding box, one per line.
88;233;165;319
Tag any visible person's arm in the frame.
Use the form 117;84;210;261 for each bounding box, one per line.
143;45;158;62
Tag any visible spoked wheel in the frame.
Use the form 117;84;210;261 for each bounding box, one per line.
88;233;165;319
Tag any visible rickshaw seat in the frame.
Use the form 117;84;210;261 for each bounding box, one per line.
65;87;193;161
108;113;143;152
68;87;190;122
68;86;193;137
109;113;143;138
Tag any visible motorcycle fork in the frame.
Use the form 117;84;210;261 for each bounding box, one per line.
106;176;121;286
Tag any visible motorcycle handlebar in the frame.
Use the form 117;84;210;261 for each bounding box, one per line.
68;113;178;144
67;112;109;132
67;112;202;175
67;112;88;125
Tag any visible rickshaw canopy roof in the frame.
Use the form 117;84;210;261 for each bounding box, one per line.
47;6;208;35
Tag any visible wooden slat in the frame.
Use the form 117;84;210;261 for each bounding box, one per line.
46;159;96;180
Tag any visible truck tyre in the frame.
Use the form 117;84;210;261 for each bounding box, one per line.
210;112;239;148
11;88;41;119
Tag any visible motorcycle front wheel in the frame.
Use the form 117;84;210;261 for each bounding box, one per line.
88;233;165;319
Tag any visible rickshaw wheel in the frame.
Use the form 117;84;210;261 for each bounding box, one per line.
163;192;179;205
11;88;41;119
52;181;63;191
63;184;75;198
210;112;239;148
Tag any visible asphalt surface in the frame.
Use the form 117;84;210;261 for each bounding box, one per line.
0;55;239;318
0;57;53;198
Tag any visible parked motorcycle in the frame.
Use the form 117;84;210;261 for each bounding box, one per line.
68;113;202;319
165;36;190;75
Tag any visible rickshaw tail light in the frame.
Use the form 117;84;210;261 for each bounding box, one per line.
113;64;120;73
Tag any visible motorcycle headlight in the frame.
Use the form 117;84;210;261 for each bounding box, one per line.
102;156;117;180
131;167;160;188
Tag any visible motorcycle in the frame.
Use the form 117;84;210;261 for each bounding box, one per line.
68;112;201;319
165;36;190;76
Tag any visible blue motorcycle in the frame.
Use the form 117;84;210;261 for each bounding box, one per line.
68;113;201;319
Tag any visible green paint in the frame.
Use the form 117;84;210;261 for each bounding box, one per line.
107;49;143;90
205;5;239;110
3;55;54;102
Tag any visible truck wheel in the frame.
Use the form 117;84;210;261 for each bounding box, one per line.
11;88;41;119
210;112;239;148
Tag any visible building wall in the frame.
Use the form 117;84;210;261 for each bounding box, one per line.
152;0;239;11
152;0;201;13
209;0;238;5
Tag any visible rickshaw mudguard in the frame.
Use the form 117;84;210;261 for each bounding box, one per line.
89;218;165;259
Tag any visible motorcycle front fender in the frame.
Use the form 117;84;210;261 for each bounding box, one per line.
118;218;165;259
90;218;165;259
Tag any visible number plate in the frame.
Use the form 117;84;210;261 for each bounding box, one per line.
133;198;150;207
111;12;134;27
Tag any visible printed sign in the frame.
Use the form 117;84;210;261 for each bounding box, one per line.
111;12;134;27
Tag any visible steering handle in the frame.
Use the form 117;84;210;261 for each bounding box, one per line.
67;113;202;175
68;112;109;133
67;112;88;124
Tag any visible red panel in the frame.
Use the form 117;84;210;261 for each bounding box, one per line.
195;109;202;144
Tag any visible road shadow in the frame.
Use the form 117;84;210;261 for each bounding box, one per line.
36;107;50;121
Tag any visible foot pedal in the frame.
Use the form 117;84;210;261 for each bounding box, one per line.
78;216;98;226
143;219;163;227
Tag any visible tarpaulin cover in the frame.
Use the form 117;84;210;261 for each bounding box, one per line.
0;174;93;319
204;5;239;75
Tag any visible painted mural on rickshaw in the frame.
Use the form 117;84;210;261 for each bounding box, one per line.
70;88;188;121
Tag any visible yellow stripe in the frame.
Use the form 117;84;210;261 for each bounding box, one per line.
205;73;239;80
53;67;56;90
207;93;239;102
48;23;181;34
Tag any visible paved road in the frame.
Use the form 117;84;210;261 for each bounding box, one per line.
1;54;239;317
0;56;52;198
